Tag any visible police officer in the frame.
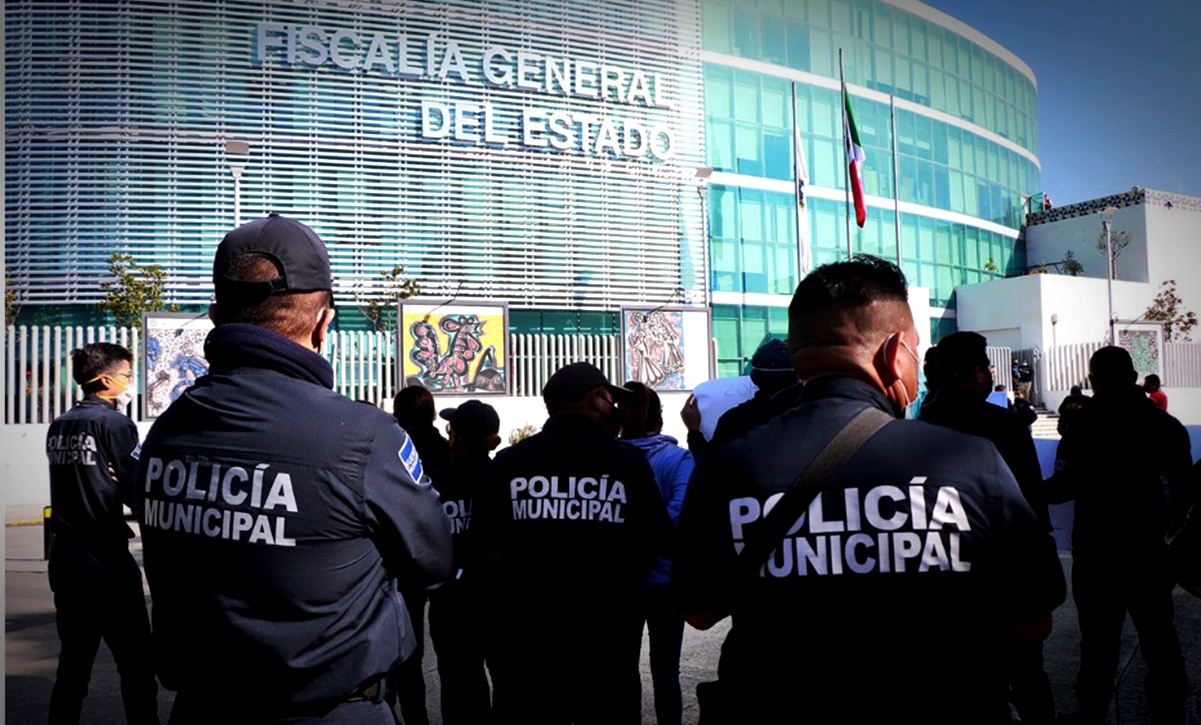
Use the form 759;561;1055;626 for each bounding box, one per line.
45;342;160;725
135;214;454;724
473;362;671;725
673;255;1065;724
1049;346;1190;724
427;400;503;725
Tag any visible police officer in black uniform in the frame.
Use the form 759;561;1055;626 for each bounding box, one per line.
135;214;454;724
427;400;503;725
673;255;1065;724
45;342;160;725
473;362;672;725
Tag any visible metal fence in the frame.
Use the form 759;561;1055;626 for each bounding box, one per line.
3;325;622;424
1045;341;1201;391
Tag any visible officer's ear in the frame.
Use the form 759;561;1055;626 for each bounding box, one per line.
312;307;336;350
485;433;502;451
208;303;218;324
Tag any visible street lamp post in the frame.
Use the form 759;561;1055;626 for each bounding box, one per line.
1101;206;1117;345
694;166;714;309
226;140;250;227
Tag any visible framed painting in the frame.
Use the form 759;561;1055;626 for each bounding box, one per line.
1118;323;1164;384
396;299;509;394
142;312;214;419
620;306;712;391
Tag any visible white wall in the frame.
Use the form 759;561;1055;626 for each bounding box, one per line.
957;273;1167;353
4;391;699;508
1145;200;1201;328
1025;203;1149;283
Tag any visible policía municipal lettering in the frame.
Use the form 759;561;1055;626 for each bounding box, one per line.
730;477;973;577
510;475;626;523
142;457;297;547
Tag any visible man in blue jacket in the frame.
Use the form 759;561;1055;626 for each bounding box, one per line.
135;214;454;724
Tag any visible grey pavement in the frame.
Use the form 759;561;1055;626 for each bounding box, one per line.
6;503;1201;724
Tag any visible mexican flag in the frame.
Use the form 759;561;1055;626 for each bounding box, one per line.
842;82;866;228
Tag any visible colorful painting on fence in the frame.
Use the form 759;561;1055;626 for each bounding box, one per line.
620;306;711;391
624;309;685;389
1119;326;1163;384
398;301;508;394
142;313;214;419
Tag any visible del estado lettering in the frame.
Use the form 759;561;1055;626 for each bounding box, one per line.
142;456;297;547
255;23;677;160
731;477;974;578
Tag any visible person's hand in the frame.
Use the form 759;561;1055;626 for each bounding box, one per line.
680;394;702;432
108;463;119;484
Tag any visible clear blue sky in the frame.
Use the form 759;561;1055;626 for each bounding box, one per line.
921;0;1201;205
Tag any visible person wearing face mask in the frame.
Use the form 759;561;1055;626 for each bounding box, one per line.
45;342;161;725
134;214;453;724
673;255;1065;725
918;331;1059;724
472;361;672;725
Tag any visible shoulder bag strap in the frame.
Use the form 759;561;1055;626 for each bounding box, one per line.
737;406;894;577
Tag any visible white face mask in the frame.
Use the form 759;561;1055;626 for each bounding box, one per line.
113;387;135;410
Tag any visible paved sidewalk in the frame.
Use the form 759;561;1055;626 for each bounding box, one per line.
7;504;1200;724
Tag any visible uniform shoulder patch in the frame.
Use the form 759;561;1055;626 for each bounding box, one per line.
131;443;141;461
398;436;425;483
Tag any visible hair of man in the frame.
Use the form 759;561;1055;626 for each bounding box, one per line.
1144;373;1162;391
787;254;918;414
1089;345;1137;392
210;253;333;342
393;385;437;430
71;342;133;392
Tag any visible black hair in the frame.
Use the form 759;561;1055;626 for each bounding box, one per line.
619;381;662;437
1144;374;1161;390
213;253;333;339
934;331;990;382
71;343;133;390
1089;346;1137;389
923;346;941;393
393;385;436;429
789;254;908;319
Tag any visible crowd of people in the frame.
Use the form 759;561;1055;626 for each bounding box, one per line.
42;215;1199;725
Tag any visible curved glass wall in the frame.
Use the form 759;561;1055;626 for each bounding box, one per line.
703;0;1037;154
705;65;1039;229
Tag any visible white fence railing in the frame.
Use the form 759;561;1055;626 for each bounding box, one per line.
3;325;622;424
1045;341;1201;391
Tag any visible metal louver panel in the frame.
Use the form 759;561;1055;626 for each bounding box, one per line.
5;0;707;312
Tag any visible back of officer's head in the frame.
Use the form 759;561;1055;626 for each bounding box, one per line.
209;215;334;345
934;331;993;396
71;342;132;391
619;381;663;438
788;255;914;373
394;386;437;430
1089;345;1137;393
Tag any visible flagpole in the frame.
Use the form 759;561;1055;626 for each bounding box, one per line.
839;49;851;261
791;81;808;280
890;93;902;268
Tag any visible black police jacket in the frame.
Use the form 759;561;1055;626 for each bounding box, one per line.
1049;383;1192;558
674;377;1065;724
474;412;672;606
46;395;139;545
135;324;453;714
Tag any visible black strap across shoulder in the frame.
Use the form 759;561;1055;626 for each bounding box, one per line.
736;406;893;577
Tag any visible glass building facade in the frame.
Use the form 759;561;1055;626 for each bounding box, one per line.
7;0;1037;371
701;0;1036;376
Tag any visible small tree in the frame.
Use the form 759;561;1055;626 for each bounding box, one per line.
356;265;420;332
983;257;999;274
1095;228;1131;280
1144;279;1197;342
1060;250;1083;276
4;280;24;327
98;253;175;328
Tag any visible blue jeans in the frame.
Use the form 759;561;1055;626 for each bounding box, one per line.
639;585;684;725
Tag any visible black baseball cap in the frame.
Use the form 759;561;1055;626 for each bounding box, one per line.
439;400;501;440
213;213;333;295
751;338;792;374
542;362;631;406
